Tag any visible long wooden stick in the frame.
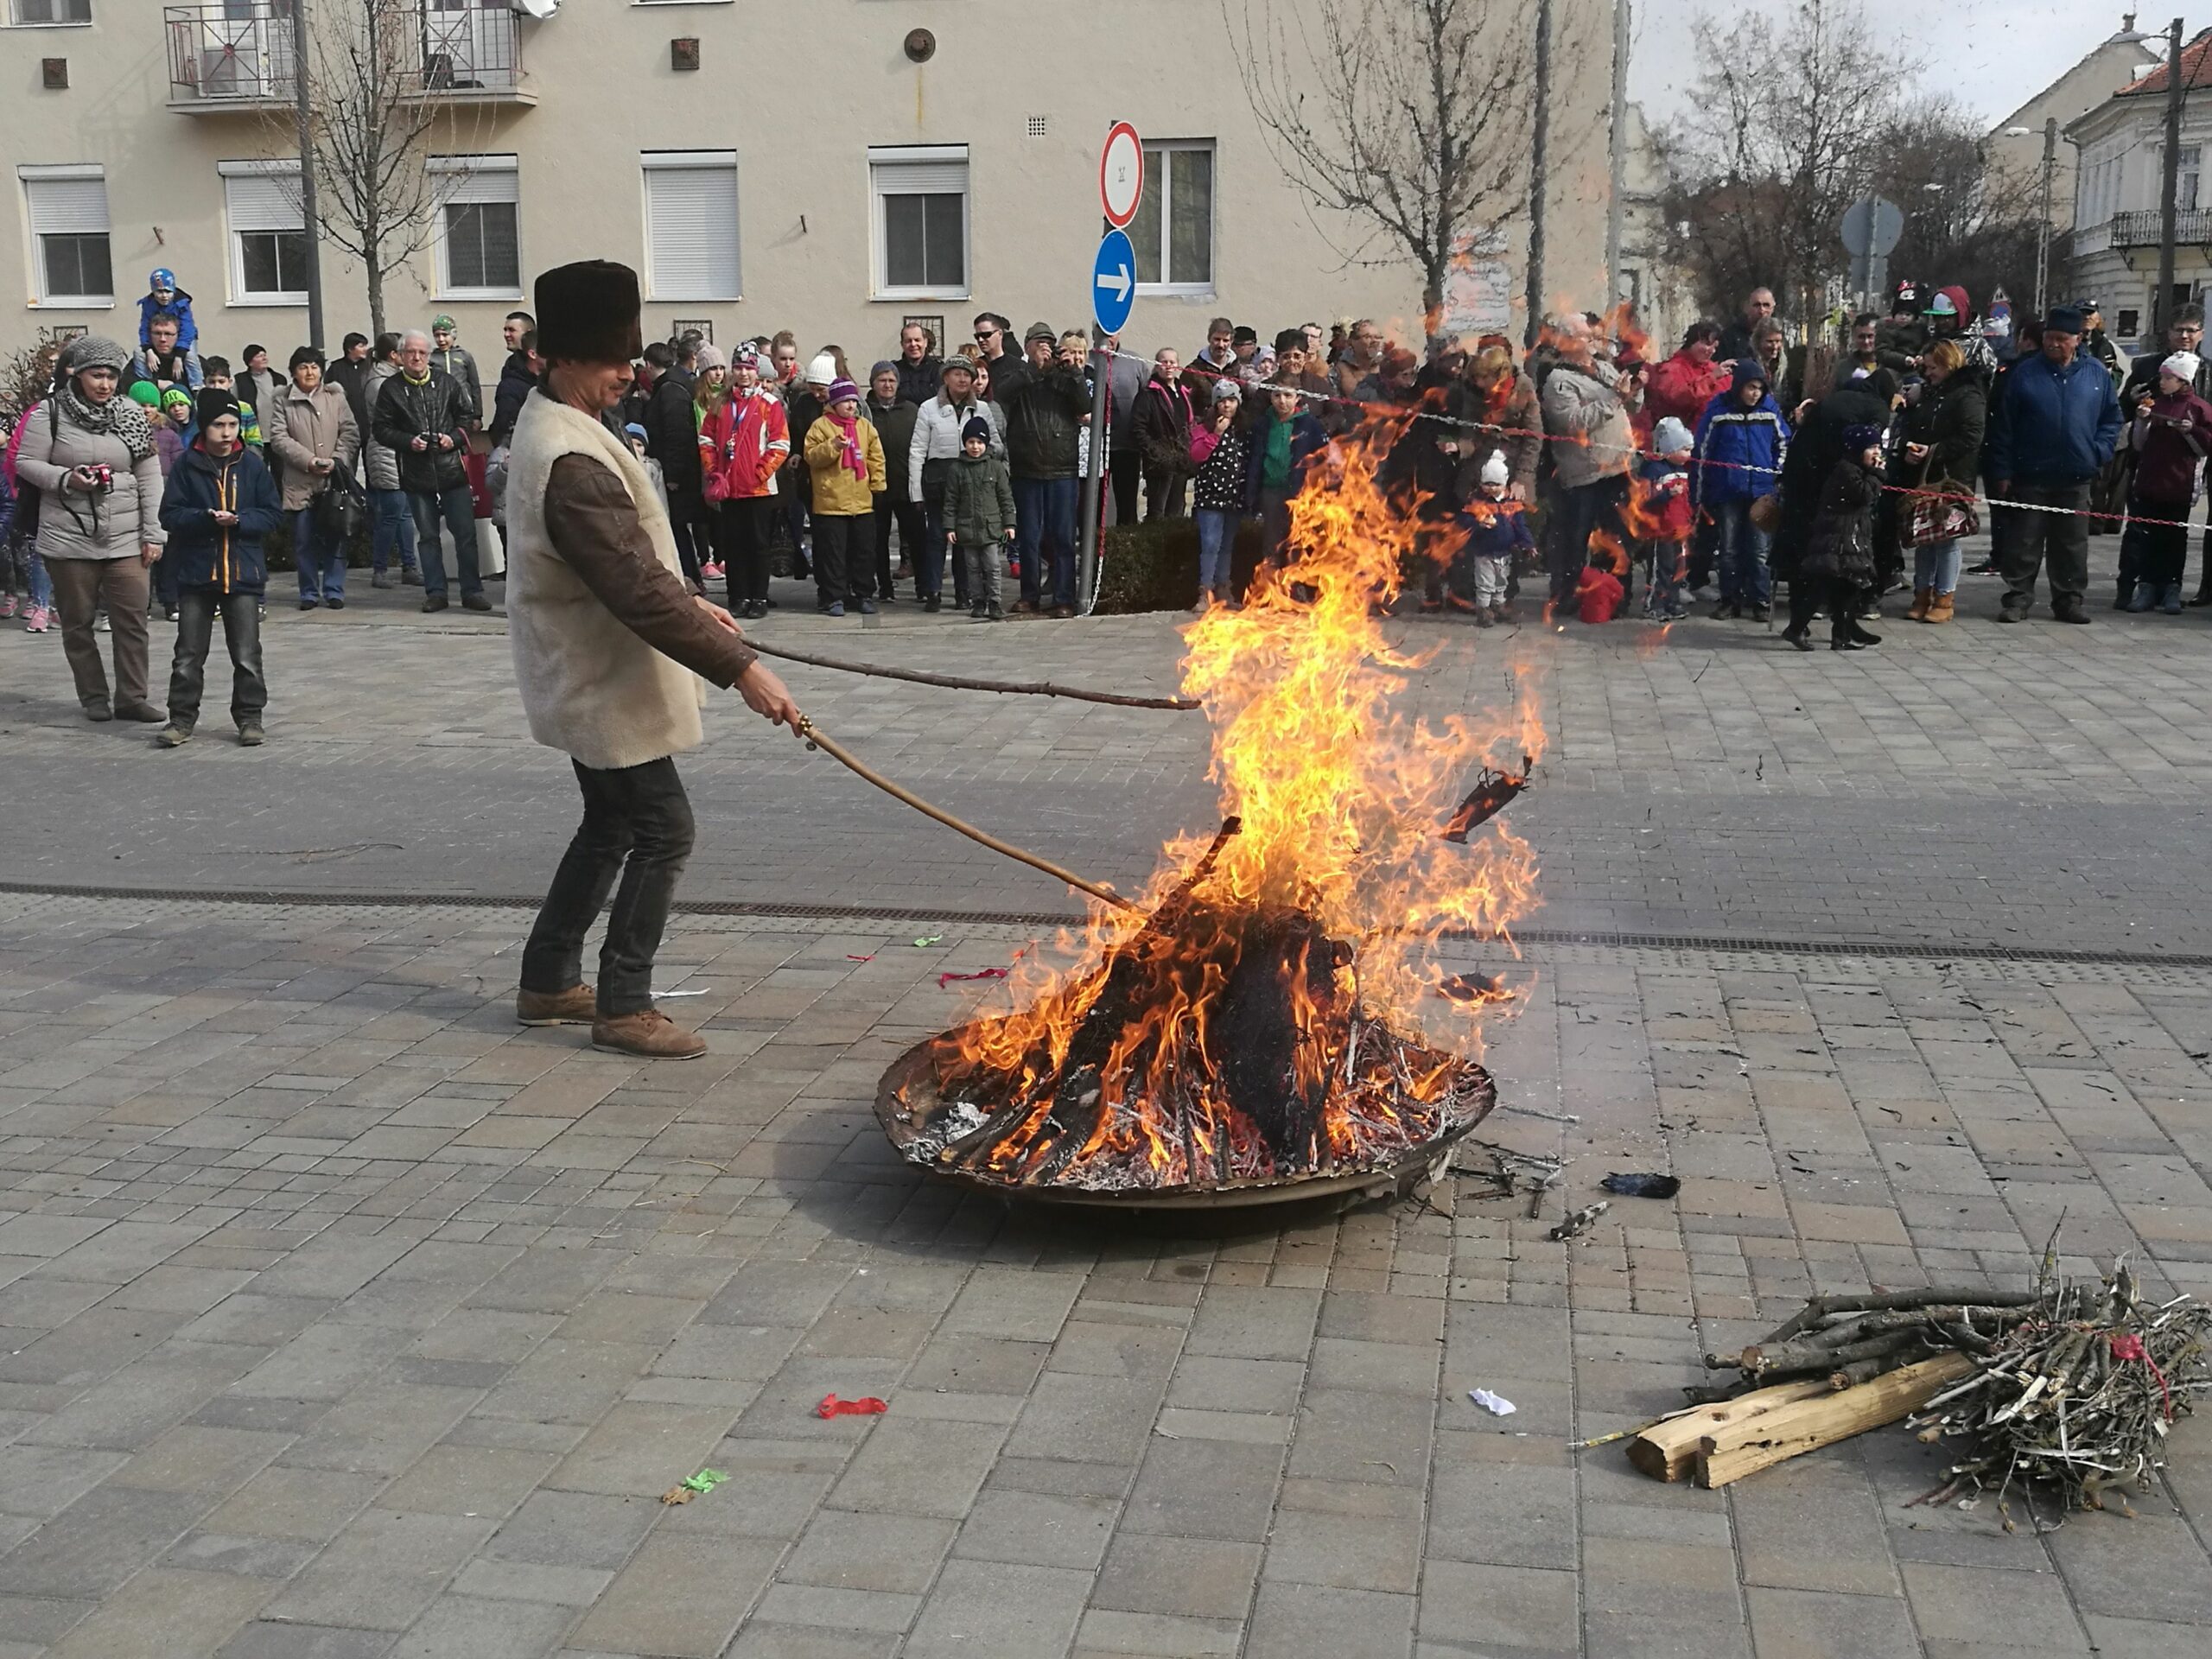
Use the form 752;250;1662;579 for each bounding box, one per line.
797;717;1139;912
753;641;1199;710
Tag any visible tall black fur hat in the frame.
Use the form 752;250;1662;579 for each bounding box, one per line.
535;261;644;364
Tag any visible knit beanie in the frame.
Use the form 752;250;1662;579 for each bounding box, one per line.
1652;416;1694;455
805;351;837;387
1211;378;1242;404
58;334;129;378
826;377;860;406
194;388;244;434
1840;423;1882;454
960;416;993;445
2163;352;2202;385
127;381;162;408
870;359;899;381
1478;450;1510;487
695;342;728;372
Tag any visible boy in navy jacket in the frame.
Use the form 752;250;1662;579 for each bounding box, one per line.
155;389;283;748
1454;450;1534;625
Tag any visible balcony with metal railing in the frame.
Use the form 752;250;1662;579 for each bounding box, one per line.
2103;207;2212;248
165;1;534;112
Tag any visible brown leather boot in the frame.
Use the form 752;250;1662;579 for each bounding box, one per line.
516;984;596;1026
1905;587;1931;621
1924;591;1955;624
592;1007;708;1060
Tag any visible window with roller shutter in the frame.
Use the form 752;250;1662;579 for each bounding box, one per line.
869;146;968;302
431;154;521;299
19;164;111;305
219;159;308;305
641;151;741;303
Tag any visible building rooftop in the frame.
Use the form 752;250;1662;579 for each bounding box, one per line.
2119;27;2212;96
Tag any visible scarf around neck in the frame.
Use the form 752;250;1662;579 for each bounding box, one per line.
830;410;867;480
58;381;154;464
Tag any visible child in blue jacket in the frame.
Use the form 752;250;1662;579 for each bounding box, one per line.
137;269;197;353
1454;450;1535;625
1693;359;1790;619
155;390;283;748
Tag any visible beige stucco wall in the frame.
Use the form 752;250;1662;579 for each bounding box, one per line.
1;1;1617;365
1986;35;2158;225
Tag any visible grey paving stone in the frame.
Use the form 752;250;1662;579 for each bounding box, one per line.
779;1509;957;1593
563;1535;781;1656
1745;1586;1923;1659
262;1509;499;1631
1901;1561;2090;1651
1247;1580;1416;1659
1120;1436;1282;1541
483;1491;660;1573
0;1483;218;1598
902;1559;1092;1659
1092;1531;1262;1622
388;1593;578;1659
43;1567;271;1659
219;1623;399;1659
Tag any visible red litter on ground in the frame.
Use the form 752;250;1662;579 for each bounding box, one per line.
938;969;1009;988
817;1394;888;1418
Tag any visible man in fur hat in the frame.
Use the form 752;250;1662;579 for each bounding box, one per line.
505;260;800;1060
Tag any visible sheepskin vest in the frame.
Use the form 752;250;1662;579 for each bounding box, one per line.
506;395;705;770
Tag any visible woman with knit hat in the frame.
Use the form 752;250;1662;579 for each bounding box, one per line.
12;335;168;721
2118;350;2212;613
802;377;886;615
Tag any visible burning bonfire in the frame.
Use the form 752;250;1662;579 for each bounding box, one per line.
883;436;1542;1202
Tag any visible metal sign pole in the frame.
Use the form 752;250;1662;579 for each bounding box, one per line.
1077;347;1110;614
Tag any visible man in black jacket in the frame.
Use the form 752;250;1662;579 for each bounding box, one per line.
643;338;706;586
1002;327;1093;614
372;329;486;613
893;323;941;407
491;333;541;448
328;333;374;432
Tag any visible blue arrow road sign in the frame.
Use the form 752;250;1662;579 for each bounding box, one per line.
1092;228;1135;336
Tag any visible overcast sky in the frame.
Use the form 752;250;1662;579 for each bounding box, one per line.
1628;1;2166;130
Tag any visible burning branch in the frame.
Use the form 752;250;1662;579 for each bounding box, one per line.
1442;755;1534;842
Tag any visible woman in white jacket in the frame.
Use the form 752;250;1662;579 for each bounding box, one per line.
13;335;167;721
906;357;1003;610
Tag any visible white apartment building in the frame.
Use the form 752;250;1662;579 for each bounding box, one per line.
2069;26;2212;353
1;0;1620;366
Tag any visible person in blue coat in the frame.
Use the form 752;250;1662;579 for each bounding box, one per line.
1692;359;1791;620
137;269;197;353
154;389;282;748
1984;304;2122;624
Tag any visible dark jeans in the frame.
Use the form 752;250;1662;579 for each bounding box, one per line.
811;512;872;606
1014;474;1079;608
721;495;775;607
294;505;346;602
1998;480;2091;611
520;756;696;1018
1551;475;1630;604
1144;466;1188;522
370;486;417;574
915;491;950;599
781;474;810;571
1260;486;1295;565
667;484;711;584
1110;448;1141;524
167;588;265;729
410;486;481;598
874;495;927;598
2122;499;2190;591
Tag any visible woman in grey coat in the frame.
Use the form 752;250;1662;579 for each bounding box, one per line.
13;335;167;721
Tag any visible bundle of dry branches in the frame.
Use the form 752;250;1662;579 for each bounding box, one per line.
1906;1262;2212;1522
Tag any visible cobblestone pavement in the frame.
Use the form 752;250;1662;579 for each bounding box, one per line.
3;531;2212;1656
1;898;2209;1657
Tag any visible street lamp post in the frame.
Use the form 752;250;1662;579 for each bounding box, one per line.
2005;120;2061;317
289;0;325;351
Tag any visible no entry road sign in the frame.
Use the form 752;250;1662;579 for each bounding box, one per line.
1100;122;1143;229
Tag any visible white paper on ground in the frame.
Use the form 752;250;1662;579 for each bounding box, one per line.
1468;1389;1517;1415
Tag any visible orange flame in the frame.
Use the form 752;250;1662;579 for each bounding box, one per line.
929;429;1545;1188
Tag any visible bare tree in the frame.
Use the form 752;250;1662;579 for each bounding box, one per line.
1658;0;1897;327
266;0;468;337
1224;0;1534;344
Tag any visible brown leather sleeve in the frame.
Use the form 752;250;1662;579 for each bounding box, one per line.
543;453;757;687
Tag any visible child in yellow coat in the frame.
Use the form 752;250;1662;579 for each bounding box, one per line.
803;377;886;615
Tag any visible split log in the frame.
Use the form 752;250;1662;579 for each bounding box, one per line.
1694;1352;1975;1489
1627;1378;1832;1482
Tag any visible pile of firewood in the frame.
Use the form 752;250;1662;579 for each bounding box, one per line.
1630;1268;2212;1503
1907;1262;2212;1519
